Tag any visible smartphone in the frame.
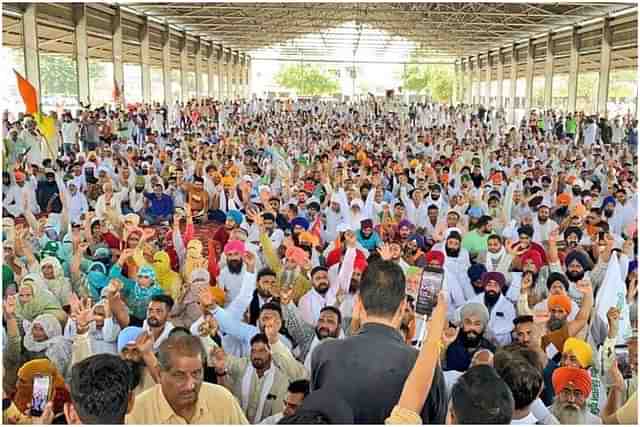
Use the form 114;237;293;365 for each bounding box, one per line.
415;266;445;317
30;375;52;417
615;345;633;380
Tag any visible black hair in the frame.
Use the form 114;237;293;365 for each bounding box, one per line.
310;266;329;278
262;212;275;222
513;315;534;326
487;234;503;243
358;260;406;318
260;301;283;319
257;268;277;282
250;332;270;348
278;411;331;424
70;354;132;424
168;326;192;337
546;272;570;292
450;365;514;424
288;379;311;397
494;346;543;410
150;294;175;311
319;305;342;326
564;226;583;241
517;225;534;238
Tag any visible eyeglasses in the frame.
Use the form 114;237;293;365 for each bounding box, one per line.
560;388;585;401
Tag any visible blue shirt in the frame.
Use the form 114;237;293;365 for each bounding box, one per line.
143;192;174;217
357;230;381;251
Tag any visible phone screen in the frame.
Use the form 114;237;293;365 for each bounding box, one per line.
415;267;444;317
615;346;633;380
30;375;51;417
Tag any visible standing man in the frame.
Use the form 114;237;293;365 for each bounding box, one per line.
125;335;248;424
311;260;447;424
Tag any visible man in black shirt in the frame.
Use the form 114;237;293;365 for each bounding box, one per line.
311;260;447;424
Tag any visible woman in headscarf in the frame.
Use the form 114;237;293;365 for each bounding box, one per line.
22;314;73;379
109;253;164;326
181;239;208;281
64;299;120;355
38;257;72;308
16;274;66;327
152;251;182;300
12;359;70;422
170;268;212;328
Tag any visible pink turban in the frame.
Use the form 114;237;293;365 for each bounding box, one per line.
223;239;246;255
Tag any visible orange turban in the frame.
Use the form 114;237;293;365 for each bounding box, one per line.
209;286;226;306
556;193;572;206
548;294;572;315
285;246;309;266
299;231;319;247
552;367;592;398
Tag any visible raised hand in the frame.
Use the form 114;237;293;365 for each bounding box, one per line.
279;286;294;306
263;318;281;345
243;250;256;273
141;228;155;241
135;331;154;355
76;297;95;334
211;347;226;372
345;231;357;248
576;278;593;295
533;308;551;325
442;325;459;348
377;243;393;261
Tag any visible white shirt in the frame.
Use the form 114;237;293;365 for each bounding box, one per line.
62;121;79;145
469;292;516;346
510;412;538;425
298;288;335;326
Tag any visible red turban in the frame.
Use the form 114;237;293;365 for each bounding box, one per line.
354;257;368;272
425;250;445;267
552;367;592;398
548;294;572;315
521;249;543;271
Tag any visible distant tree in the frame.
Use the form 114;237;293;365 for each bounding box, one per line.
40;54;104;97
401;62;454;102
275;64;340;96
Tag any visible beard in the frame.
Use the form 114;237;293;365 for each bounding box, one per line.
405;247;418;256
124;359;145;390
316;325;338;340
349;280;360;293
256;287;271;299
460;329;483;348
548;316;567;331
551;400;588;425
484;290;500;309
314;281;330;295
604;209;614;218
251;357;270;371
147;316;162;327
566;269;585;283
538;216;548;224
227;259;243;274
445;246;460;258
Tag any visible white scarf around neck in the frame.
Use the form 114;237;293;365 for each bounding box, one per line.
241;364;276;423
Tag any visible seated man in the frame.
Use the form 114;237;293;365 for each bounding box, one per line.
143;182;174;226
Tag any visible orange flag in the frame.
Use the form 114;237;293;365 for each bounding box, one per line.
14;70;38;114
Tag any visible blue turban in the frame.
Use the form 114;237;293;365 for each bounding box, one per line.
602;195;616;209
227;209;244;225
290;217;310;230
137;265;157;282
117;326;144;353
468;264;487;283
468;206;483;218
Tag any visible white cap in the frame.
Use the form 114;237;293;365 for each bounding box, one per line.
337;223;353;233
242;175;253;183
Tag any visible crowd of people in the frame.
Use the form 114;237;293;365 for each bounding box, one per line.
1;96;638;425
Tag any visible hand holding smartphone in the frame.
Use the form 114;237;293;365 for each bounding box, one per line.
30;375;52;417
415;267;445;317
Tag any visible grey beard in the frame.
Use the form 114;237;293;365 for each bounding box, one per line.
551;401;587;425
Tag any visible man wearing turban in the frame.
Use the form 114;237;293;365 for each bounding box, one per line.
443;302;496;372
551;367;601;424
467;271;516;346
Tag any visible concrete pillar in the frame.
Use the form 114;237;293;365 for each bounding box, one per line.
161;25;171;106
73;4;90;106
567;27;579;114
525;39;534;112
476;54;482;104
141;16;151;103
468;57;474;105
225;50;232;100
453;61;459;105
180;31;188;102
23;4;41;103
194;37;202;102
486;53;492;106
509;43;518;125
543;33;554;110
112;6;124;104
208;44;216;98
496;48;504;110
217;47;225;100
247;57;252;98
596;17;612;115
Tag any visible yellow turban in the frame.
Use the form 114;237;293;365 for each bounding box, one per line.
563;337;593;368
222;176;235;187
